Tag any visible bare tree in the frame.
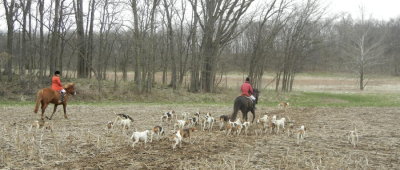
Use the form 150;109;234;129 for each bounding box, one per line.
19;0;31;76
130;0;141;91
275;0;324;92
386;18;400;76
2;0;18;81
176;0;190;88
189;0;255;92
130;0;160;93
162;0;177;89
340;7;387;90
37;0;45;78
49;0;60;75
86;0;96;79
73;0;87;78
188;0;200;92
246;0;289;89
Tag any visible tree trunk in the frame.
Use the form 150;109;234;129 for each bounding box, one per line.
87;0;95;79
360;63;364;90
189;4;200;92
3;0;16;81
38;0;45;78
49;0;60;75
74;0;87;78
20;0;32;76
131;0;141;92
163;0;177;90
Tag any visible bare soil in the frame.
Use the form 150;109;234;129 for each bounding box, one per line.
1;105;399;169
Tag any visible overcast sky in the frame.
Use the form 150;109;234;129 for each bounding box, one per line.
322;0;400;20
0;0;400;32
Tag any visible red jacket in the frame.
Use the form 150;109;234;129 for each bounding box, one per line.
241;81;253;97
51;76;63;91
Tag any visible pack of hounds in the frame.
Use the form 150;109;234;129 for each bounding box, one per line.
31;101;359;150
104;101;360;150
105;101;341;150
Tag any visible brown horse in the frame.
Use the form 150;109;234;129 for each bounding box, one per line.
34;83;76;120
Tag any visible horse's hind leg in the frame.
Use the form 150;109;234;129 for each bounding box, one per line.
62;104;68;119
231;108;239;121
242;110;248;121
251;110;256;123
48;105;58;120
41;103;49;120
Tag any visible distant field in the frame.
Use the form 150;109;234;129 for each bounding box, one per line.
99;71;400;93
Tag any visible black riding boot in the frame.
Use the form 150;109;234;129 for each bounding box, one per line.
61;92;65;102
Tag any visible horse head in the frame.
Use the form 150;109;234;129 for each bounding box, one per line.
64;83;77;95
253;89;260;104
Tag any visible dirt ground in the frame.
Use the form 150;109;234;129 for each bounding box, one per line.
1;104;399;169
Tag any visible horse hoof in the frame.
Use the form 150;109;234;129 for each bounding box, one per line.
46;116;52;120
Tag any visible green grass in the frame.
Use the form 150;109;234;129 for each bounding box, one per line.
280;92;400;107
1;91;399;107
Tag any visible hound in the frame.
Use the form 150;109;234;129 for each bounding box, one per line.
113;112;134;129
180;127;197;143
131;130;150;148
278;102;290;109
172;130;183;150
347;128;359;148
203;113;215;131
219;115;231;130
161;110;175;123
174;120;188;131
296;125;306;145
150;126;165;142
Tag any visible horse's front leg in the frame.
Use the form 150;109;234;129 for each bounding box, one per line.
48;104;58;120
62;103;68;119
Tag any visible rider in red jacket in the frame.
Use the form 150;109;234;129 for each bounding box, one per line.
241;77;256;102
51;71;65;102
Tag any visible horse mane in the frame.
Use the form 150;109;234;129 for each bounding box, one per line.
253;89;259;94
64;83;75;89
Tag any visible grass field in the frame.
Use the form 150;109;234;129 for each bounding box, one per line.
0;73;399;169
1;90;399;107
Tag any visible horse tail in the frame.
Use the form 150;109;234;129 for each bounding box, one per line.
231;97;240;121
34;90;43;113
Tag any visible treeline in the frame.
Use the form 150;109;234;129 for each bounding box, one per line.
0;0;399;93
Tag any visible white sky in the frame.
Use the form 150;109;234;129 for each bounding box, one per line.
321;0;400;20
0;0;400;33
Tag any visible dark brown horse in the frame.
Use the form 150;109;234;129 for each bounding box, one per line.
34;83;76;120
230;89;259;123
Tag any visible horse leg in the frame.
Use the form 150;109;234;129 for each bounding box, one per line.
47;104;58;120
231;108;239;121
251;109;256;123
41;103;49;120
62;103;68;119
242;110;248;121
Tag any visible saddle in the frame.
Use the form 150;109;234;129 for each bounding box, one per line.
240;95;256;109
246;96;254;103
239;95;254;104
